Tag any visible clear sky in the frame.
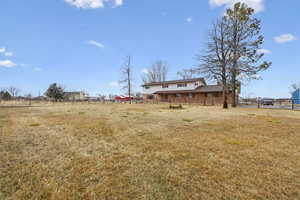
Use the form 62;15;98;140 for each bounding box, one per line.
0;0;299;98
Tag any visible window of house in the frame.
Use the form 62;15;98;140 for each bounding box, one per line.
162;84;169;88
188;93;193;98
176;94;181;98
207;93;217;97
177;83;187;88
194;82;199;86
144;86;150;89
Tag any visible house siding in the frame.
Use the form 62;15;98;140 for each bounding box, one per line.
142;78;237;105
144;92;234;105
143;81;205;94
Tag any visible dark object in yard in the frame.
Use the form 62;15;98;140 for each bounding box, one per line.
169;104;183;109
261;98;274;106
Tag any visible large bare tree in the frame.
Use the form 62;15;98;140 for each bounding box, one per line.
225;2;271;107
119;56;133;104
142;60;168;84
177;69;197;80
8;87;20;98
196;19;232;109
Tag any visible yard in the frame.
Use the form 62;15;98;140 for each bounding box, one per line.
0;103;299;199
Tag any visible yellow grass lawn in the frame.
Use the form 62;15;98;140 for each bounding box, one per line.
0;103;299;199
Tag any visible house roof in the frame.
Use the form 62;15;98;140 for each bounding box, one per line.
154;90;194;94
154;85;225;94
195;85;224;93
142;78;206;87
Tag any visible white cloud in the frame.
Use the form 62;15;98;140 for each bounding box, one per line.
87;40;104;48
64;0;123;9
114;0;123;6
4;52;13;57
109;82;120;87
142;68;148;74
274;34;298;44
34;67;43;71
209;0;266;13
0;60;17;68
0;47;5;53
257;48;271;54
186;17;193;23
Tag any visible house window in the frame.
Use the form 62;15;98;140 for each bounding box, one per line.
207;93;217;97
162;84;169;88
177;83;187;88
144;86;150;89
188;93;193;98
176;94;181;98
195;82;199;86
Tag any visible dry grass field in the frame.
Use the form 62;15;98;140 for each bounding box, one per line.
0;103;300;200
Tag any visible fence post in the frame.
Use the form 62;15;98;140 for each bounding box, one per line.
292;99;294;110
257;99;260;109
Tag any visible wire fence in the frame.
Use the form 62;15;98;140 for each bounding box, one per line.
238;99;300;110
1;98;300;111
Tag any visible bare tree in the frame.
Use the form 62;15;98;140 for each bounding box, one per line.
177;69;197;80
8;87;21;98
142;60;168;84
196;19;232;109
119;56;133;104
225;2;271;107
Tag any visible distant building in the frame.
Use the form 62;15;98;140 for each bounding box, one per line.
292;88;300;104
63;91;86;101
142;77;237;105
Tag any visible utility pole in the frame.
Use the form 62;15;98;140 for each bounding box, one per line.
128;56;132;104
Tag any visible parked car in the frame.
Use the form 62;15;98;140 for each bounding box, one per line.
261;98;274;106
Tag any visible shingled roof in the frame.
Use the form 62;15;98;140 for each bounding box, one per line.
154;85;225;94
195;85;224;93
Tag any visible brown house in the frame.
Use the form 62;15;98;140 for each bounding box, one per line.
142;78;236;105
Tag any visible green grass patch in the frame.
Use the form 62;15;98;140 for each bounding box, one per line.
225;139;241;145
29;123;40;127
182;118;193;123
143;112;150;116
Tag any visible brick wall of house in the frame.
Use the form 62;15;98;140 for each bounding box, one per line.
143;92;236;105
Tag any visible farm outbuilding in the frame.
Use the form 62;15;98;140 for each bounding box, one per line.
292;88;300;104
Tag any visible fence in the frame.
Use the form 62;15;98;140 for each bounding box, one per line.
2;98;300;111
239;99;300;110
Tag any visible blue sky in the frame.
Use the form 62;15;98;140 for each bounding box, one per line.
0;0;299;98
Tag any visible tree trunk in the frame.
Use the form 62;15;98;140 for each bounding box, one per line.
128;57;132;104
223;87;228;109
232;77;237;107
